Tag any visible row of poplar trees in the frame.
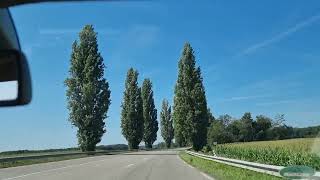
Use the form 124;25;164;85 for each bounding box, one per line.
119;69;175;150
119;42;209;150
120;69;159;149
65;25;208;151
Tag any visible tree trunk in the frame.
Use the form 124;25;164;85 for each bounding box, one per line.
145;143;152;149
128;142;139;150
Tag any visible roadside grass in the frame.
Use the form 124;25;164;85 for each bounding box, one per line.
179;152;281;180
0;148;80;158
0;151;81;158
0;150;129;169
0;154;94;168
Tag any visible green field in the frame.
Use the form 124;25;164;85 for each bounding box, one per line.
213;138;320;170
180;152;280;180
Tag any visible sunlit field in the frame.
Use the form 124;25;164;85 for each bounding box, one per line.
214;138;320;170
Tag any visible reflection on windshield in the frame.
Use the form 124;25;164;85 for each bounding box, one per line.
0;80;18;100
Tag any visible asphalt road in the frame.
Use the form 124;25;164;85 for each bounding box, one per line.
0;150;213;180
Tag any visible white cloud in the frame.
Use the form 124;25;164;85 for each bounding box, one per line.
127;24;160;47
256;100;296;106
39;28;120;36
220;95;270;102
238;14;320;56
22;27;121;57
107;24;160;68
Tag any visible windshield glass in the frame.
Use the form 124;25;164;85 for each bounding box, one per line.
0;1;319;179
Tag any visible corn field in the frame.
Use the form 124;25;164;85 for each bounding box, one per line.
213;138;320;170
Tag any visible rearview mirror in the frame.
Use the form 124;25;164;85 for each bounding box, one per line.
0;50;31;106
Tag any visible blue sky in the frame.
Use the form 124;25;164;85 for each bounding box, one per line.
1;0;320;151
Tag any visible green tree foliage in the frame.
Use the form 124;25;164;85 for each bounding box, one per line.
65;25;111;152
217;114;232;126
293;125;320;138
141;79;158;149
191;67;209;151
120;68;144;150
173;42;208;151
226;119;241;142
160;99;174;148
207;112;319;145
207;115;234;145
173;43;195;147
238;112;254;142
273;114;286;127
254;115;272;140
266;125;294;140
207;108;216;126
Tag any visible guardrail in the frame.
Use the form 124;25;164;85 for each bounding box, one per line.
185;150;320;178
0;150;127;163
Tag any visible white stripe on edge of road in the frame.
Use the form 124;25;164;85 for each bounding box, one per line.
200;172;214;180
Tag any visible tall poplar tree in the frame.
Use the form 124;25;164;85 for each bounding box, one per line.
141;79;158;149
121;68;144;150
191;67;209;151
173;42;209;151
65;25;111;152
173;43;196;147
160;99;174;148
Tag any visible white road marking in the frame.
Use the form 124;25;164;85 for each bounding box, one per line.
1;158;109;180
200;172;214;180
125;164;135;168
178;157;194;169
178;155;214;179
143;158;149;161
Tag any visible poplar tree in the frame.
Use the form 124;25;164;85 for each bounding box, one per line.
141;79;158;149
65;25;111;152
173;42;209;151
160;99;174;148
121;68;144;150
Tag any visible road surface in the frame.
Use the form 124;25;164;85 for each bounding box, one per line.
0;150;213;180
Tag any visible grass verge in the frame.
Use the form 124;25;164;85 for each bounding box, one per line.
179;152;281;180
0;154;93;169
0;150;130;169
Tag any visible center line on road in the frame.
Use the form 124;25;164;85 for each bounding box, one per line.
125;164;135;168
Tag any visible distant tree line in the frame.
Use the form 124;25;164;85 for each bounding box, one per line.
153;142;179;149
207;112;320;146
96;144;128;151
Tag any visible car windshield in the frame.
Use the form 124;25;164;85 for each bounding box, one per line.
0;1;319;180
